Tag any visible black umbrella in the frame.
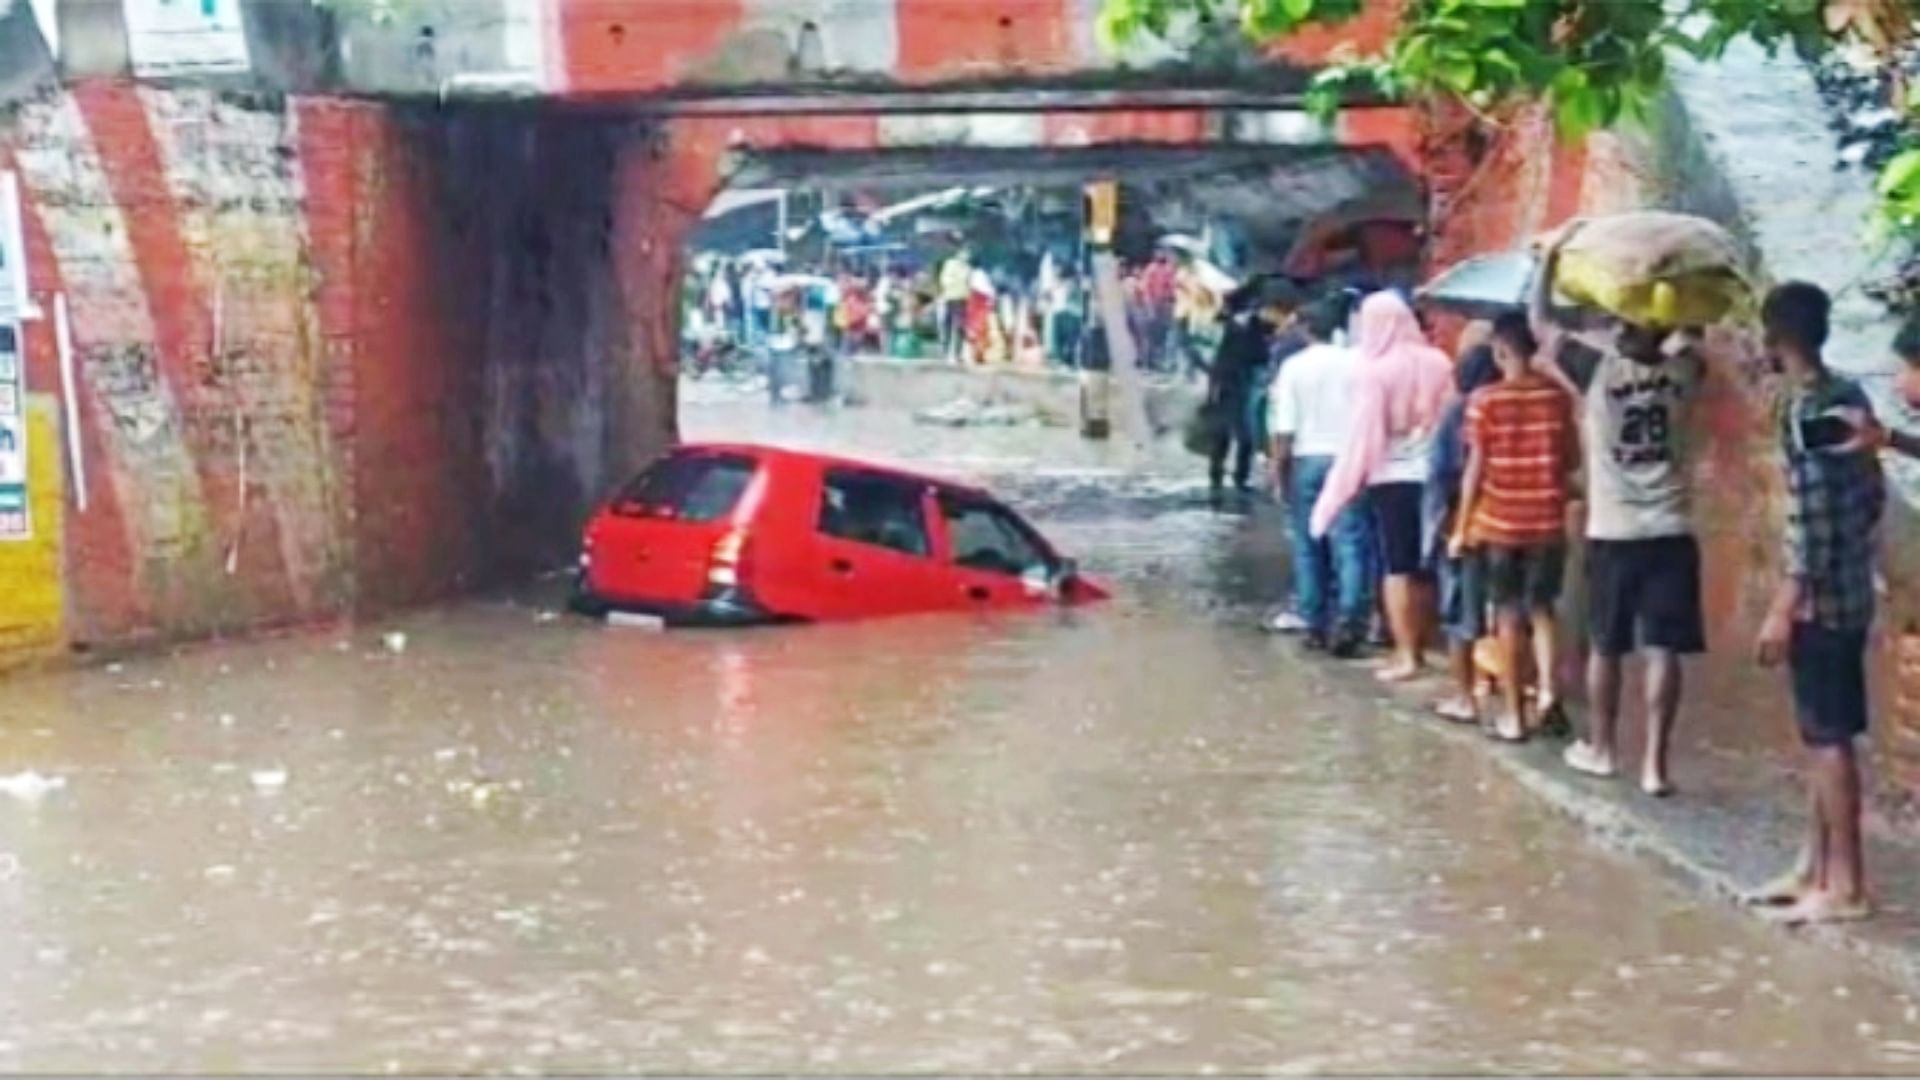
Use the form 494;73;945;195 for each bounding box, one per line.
1417;251;1537;318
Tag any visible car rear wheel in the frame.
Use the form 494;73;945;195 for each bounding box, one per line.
567;575;610;618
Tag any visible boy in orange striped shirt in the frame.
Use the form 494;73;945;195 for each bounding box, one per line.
1451;312;1581;742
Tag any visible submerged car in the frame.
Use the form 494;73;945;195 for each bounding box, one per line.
571;443;1109;626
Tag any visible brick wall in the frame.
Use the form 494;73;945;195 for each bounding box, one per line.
0;85;680;657
1421;93;1920;802
8;83;341;643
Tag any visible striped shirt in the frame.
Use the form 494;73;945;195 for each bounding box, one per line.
1465;372;1578;547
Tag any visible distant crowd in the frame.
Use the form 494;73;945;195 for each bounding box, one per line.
685;242;1236;375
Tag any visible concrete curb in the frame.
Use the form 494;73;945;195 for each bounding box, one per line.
1311;652;1920;996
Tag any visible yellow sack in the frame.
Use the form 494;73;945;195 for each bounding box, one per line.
1542;211;1751;327
1555;258;1749;327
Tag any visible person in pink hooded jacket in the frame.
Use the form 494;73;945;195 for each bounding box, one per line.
1310;291;1455;682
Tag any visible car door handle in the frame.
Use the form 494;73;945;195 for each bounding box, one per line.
830;558;854;575
966;586;990;602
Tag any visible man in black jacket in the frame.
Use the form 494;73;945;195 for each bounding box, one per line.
1208;277;1305;507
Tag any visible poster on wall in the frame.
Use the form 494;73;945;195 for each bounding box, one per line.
0;324;28;542
123;0;252;77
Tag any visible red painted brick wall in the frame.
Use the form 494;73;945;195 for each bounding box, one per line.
544;0;1405;97
7;84;345;645
0;87;685;655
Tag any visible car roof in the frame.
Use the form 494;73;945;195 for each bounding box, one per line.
673;442;993;499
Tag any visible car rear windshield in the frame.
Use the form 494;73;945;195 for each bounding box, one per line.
613;452;757;523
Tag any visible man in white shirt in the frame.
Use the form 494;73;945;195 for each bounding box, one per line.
745;266;773;346
706;271;735;337
1269;297;1371;655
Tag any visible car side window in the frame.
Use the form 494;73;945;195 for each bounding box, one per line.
940;494;1049;577
817;469;931;558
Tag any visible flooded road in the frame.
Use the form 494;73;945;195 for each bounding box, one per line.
2;392;1919;1072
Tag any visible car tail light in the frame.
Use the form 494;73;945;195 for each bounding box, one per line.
707;528;750;588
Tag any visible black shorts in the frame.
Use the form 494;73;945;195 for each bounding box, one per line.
1371;482;1425;577
1789;623;1870;747
1586;536;1706;656
1483;543;1567;612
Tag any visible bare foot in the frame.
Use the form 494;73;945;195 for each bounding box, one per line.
1743;867;1815;907
1640;768;1674;798
1759;890;1873;925
1375;660;1424;684
1434;696;1479;725
1562;741;1617;778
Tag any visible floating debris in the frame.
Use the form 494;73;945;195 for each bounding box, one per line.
914;396;1040;428
0;771;67;802
249;768;290;793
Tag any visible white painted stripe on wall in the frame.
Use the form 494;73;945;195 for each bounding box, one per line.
742;0;898;75
500;0;551;87
878;112;1048;148
1244;110;1334;144
9;91;206;560
141;86;337;605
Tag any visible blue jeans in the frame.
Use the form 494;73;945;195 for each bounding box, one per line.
1289;455;1375;637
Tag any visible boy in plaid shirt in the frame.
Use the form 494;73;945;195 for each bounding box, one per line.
1751;282;1885;925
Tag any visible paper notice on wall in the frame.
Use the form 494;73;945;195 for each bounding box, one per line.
0;324;27;542
123;0;251;77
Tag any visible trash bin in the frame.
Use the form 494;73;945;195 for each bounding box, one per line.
806;348;835;403
1078;322;1112;440
1080;371;1111;440
766;342;796;405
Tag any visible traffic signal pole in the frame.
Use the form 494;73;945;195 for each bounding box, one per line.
1082;181;1150;450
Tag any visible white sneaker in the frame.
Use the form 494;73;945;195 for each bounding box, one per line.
1263;609;1311;634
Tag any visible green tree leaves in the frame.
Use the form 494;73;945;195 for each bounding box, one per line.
1103;0;1920;241
1101;0;1840;138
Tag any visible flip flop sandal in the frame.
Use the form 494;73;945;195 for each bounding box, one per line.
1536;701;1573;740
1743;872;1811;907
1486;718;1529;744
1760;895;1875;925
1561;742;1617;778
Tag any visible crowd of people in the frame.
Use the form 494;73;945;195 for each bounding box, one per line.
685;239;1238;377
1236;222;1916;928
686;249;1089;371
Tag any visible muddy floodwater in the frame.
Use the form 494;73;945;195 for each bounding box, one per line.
3;392;1920;1073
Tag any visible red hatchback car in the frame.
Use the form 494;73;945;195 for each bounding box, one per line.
571;443;1109;626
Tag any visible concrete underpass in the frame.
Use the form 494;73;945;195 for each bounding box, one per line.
10;1;1920;1072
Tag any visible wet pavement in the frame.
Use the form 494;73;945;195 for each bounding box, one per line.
4;392;1920;1072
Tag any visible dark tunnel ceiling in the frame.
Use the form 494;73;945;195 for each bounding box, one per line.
727;144;1424;259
